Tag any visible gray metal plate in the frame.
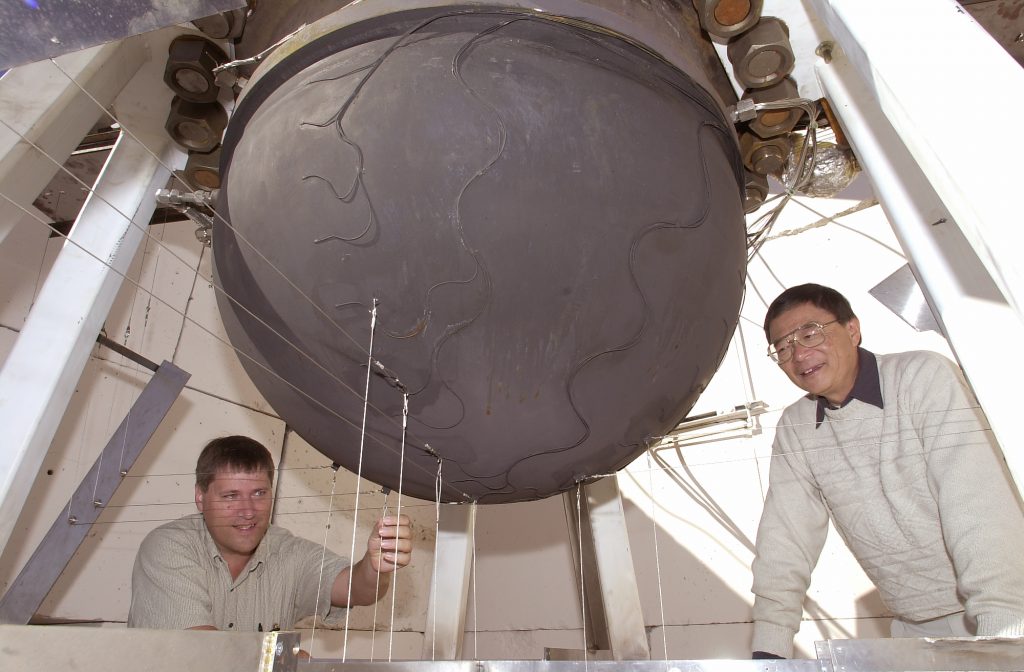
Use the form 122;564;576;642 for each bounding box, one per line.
815;636;1024;672
0;0;246;69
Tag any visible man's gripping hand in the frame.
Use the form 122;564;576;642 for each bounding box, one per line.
367;515;412;573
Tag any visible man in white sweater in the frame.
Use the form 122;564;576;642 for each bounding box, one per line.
751;283;1024;658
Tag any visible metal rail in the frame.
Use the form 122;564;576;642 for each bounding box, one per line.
2;626;1022;672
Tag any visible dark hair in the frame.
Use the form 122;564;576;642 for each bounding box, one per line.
195;435;275;492
763;283;857;342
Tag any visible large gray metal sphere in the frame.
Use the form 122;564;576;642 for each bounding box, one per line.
214;2;746;503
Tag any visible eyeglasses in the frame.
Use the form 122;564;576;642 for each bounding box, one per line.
767;320;838;363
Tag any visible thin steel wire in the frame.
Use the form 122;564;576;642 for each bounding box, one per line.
342;300;378;662
0;188;464;498
370;493;388;661
115;214;165;478
388;392;410;661
576;482;589;668
644;450;670;660
0;115;443;472
45;58;371;360
429;458;443;660
471;502;478;660
309;465;341;658
68;365;94;523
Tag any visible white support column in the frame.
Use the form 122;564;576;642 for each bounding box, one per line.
0;39;146;243
0;133;175;553
562;478;649;661
422;503;476;660
580;478;649;661
806;0;1024;317
814;37;1024;499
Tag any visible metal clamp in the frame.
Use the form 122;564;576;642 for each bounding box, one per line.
259;631;300;672
155;188;218;245
731;98;758;123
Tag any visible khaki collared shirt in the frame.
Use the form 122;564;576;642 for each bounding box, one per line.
128;514;349;631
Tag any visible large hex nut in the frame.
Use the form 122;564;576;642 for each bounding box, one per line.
165;96;227;153
164;35;227;104
727;18;794;89
743;170;769;213
739;131;790;176
742;76;804;139
183;146;223;190
694;0;764;40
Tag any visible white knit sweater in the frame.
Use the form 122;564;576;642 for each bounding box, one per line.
751;350;1024;657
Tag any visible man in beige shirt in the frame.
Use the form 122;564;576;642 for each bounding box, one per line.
128;435;411;631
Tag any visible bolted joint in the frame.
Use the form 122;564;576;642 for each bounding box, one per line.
743;170;769;213
741;77;805;138
165;96;227;153
693;0;763;40
727;17;794;90
740;132;790;176
183;147;223;190
164;35;227;104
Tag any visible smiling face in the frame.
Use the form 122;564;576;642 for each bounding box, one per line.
195;469;273;569
768;301;861;405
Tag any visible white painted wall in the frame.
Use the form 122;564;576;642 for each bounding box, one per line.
0;26;1001;664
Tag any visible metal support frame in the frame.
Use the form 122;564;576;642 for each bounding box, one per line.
0;40;145;243
0;132;178;554
563;478;650;661
4;624;1023;672
0;359;190;624
422;503;477;660
0;625;300;672
808;0;1024;317
810;5;1024;501
813;636;1024;672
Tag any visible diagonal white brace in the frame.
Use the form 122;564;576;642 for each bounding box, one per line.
0;133;178;553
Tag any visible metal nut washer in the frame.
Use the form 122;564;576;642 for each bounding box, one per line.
165;96;228;153
739;131;790;176
742;76;804;138
164;35;227;104
183;147;223;190
693;0;763;40
727;17;794;89
743;169;769;213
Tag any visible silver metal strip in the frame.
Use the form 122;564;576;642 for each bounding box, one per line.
0;361;190;623
3;626;1020;672
815;636;1024;671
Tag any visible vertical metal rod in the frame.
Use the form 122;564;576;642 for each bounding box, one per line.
342;299;379;662
388;392;409;661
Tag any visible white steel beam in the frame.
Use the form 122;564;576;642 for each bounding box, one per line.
0;133;175;553
422;503;476;660
0;625;300;672
806;0;1024;319
814;40;1024;500
564;478;650;661
582;478;649;660
0;39;145;243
